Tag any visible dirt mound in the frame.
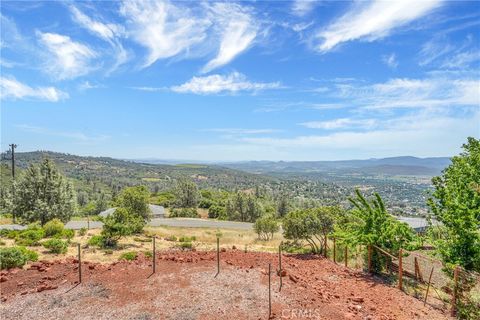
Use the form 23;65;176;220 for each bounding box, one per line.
0;250;449;319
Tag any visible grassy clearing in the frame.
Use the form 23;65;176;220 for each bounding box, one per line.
1;225;287;264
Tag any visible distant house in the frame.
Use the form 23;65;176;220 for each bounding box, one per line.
99;204;165;219
395;216;440;233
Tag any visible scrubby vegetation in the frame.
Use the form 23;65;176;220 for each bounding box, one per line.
119;251;137;261
254;215;279;240
42;239;68;254
0;246;38;269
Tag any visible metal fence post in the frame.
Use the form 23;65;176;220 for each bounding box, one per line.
215;237;220;277
278;242;282;291
451;266;459;317
333;237;336;263
153;236;156;274
77;243;82;283
424;267;434;306
398;248;403;291
268;263;272;318
368;245;372;273
344;245;348;268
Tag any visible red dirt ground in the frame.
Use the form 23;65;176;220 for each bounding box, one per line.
0;249;450;320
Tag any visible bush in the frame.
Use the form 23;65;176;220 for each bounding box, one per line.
179;236;196;242
78;227;87;236
43;239;68;254
165;235;177;242
143;250;152;258
119;251;137;261
43;219;65;237
15;229;45;246
208;205;226;219
104;249;113;255
178;241;193;250
0;246;38;269
169;208;199;218
57;229;74;240
87;235;104;247
101;207;145;248
254;215;279;240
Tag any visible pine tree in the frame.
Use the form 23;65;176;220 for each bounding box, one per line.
13;158;76;225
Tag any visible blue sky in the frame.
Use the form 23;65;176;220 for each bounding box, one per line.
1;0;479;161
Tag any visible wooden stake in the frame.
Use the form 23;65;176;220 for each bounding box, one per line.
333;237;336;263
278;242;282;291
77;243;82;283
398;248;403;291
344;246;348;268
451;266;459;317
324;235;328;258
424;267;434;306
153;236;156;274
215;237;220;277
268;263;271;318
368;245;373;273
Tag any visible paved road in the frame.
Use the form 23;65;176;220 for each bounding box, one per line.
0;218;253;231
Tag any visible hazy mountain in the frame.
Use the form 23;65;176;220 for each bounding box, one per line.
219;156;451;176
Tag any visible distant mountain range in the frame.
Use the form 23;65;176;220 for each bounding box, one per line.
218;156;451;176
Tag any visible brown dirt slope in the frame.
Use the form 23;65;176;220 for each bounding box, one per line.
0;250;449;320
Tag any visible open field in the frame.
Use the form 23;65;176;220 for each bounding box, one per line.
0;250;449;320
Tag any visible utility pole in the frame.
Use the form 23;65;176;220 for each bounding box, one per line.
8;144;17;223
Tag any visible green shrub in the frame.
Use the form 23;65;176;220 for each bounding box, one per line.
133;237;152;243
119;251;137;261
0;246;38;269
87;235;104;247
104;249;113;255
208;205;226;219
58;229;74;240
144;250;152;258
43;219;64;237
78;227;87;236
165;235;177;242
178;241;193;250
254;215;279;240
5;230;19;239
15;229;45;246
43;239;68;254
179;236;196;242
169;208;199;218
18;246;38;261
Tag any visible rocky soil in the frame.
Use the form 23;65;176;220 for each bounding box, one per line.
0;249;449;319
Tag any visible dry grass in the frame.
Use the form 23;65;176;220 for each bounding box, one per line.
3;226;285;264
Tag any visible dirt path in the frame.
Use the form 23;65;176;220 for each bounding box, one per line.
0;250;449;320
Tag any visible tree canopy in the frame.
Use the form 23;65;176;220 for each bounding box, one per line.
428;137;480;272
13;158;76;225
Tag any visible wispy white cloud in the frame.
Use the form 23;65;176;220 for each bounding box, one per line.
171;72;281;95
120;0;210;68
16;124;109;144
382;53;398;69
78;81;104;91
37;31;96;80
335;77;480;110
300;118;376;130
201;3;258;73
239;109;479;159
0;76;68;102
292;0;317;17
69;5;127;72
203;128;280;135
314;0;442;52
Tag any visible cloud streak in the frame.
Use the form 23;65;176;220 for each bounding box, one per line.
37;31;96;80
315;0;443;52
171;72;281;95
0;76;68;102
201;3;258;73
